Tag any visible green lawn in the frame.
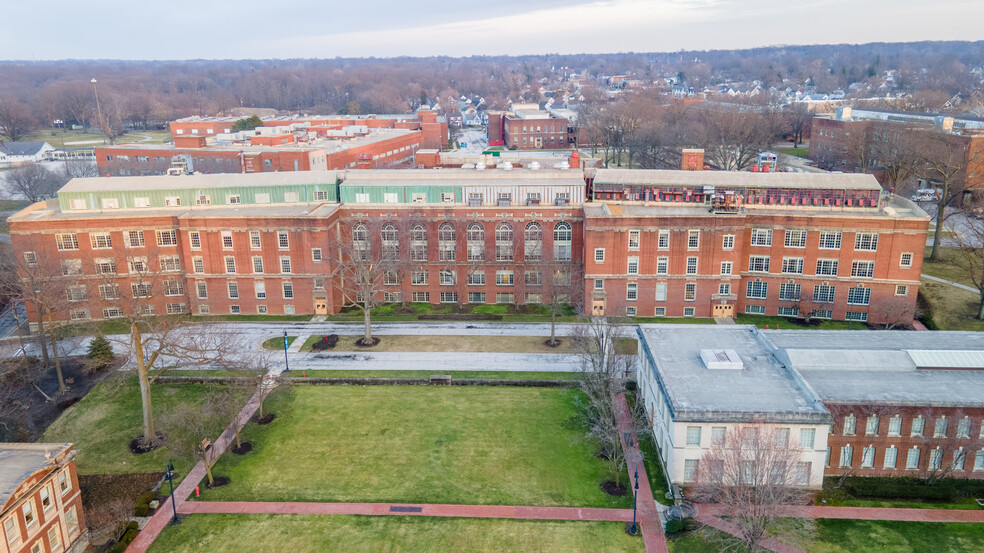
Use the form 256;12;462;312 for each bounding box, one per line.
283;370;581;380
164;370;266;378
735;314;866;330
148;514;644;553
783;146;811;158
204;386;631;508
632;317;716;324
196;314;313;323
24;128;173;148
297;334;585;354
918;280;984;331
922;246;974;287
262;336;296;350
40;376;220;476
668;520;984;552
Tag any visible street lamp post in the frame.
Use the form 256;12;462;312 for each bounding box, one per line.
282;330;290;372
165;460;179;525
90;78;103;136
631;469;639;534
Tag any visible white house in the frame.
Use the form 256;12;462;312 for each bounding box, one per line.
636;324;832;496
0;141;56;167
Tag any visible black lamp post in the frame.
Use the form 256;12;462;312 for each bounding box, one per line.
631;469;640;534
165;460;179;525
282;330;290;372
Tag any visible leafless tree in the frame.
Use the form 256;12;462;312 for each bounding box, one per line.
0;98;39;141
698;107;777;171
916;408;984;484
919;137;971;261
952;203;984;319
782;104;812;148
870;296;916;329
691;425;815;553
62;160;99;179
872;127;921;195
3;163;68;203
85;498;134;543
159;386;231;487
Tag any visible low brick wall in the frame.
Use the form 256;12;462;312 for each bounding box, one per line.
156;375;577;388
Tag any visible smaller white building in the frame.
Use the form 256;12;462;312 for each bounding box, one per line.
0;142;56;167
636;324;832;496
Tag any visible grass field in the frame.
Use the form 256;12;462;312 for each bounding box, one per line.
262;336;296;350
283;370;582;380
919;280;984;331
204;386;631;508
921;246;974;287
667;520;984;552
734;314;865;330
783;146;811;158
632;317;716;324
148;514;644;553
40;376;220;475
296;334;582;353
24;129;172;147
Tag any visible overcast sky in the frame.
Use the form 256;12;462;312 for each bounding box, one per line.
3;0;983;60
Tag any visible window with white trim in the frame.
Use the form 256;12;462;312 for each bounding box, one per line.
687;230;700;249
90;232;112;249
855;232;879;251
900;252;913;268
911;416;925;437
896;285;908;296
160;255;181;272
686;426;701;446
468;292;486;304
718;283;731;295
720;261;732;275
225;257;236;274
658;230;670;250
56;233;79;251
656;257;668;275
280;257;292;274
254;281;266;299
846;311;868;322
799;428;815;449
163;280;184;296
654;307;666;317
277;231;289;250
778;307;799;317
847;287;871;305
935;416;948;438
686;256;698;275
684;283;696;301
746;281;768;299
627;257;639;275
784;229;807;248
750;228;772;246
884;446;898;469
441;292;459;303
654;282;667;302
958;417;971;438
594;248;605;263
282;282;294;299
745;305;766;314
94;258;116;275
683;459;699;482
722;235;734;250
495;270;513;286
157;230;178;246
187;231;199;249
816;259;839;276
818;231;842;249
683;307;695;317
248;231;261;249
411;270;428;285
781;257;804;274
851;260;875;278
196;282;208;299
862;446;876;468
813;285;835;303
839;445;853;467
779;283;801;301
312;248;322;262
906;447;920;470
439;270;457;286
628;230;640;250
626;283;638;301
748;256;770;273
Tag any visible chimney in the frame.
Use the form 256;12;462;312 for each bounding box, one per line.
681;149;704;171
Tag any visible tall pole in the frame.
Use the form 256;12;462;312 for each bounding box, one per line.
90;78;103;138
283;330;290;372
631;469;639;534
166;460;179;525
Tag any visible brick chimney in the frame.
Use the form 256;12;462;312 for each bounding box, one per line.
681;149;704;171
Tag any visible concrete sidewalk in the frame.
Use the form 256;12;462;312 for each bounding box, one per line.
614;392;669;553
922;273;978;293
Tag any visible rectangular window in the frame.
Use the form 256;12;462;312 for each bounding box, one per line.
98;284;120;300
47;525;61;551
779;283;801;301
888;415;902;436
23;501;36;529
720;261;732;275
277;231;289;250
196;282;208;299
784;229;807;248
161;255;181;272
247;231;260;249
683;459;699;482
746;281;768;299
750;228;773;246
906;447;920;470
686;257;698;275
684;283;696;301
227;282;239;299
56;233;79;251
811;285;835;304
895;284;908;297
781;257;804;274
190;256;204;274
411;270;428;285
227;194;241;205
687;230;700;250
225;257;236;274
745;305;766;314
441;292;459;303
93;258;119;275
976;451;984;472
166;303;186;314
722;235;734;250
934;416;948;438
628;230;640;250
778;307;799;317
467;292;486;304
594;248;605;263
658;230;670;250
525;293;542;304
653;282;667;302
958;417;971;439
468;272;486;286
61;259;82;275
627;257;639;275
230;305;241;314
815;259;839;276
24;251;37;266
748;256;770;273
843;414;857;435
845;311;868;322
862;446;876;468
711;427;727;446
311;248;323;263
851;260;875;278
284;192;299;203
283;282;294;299
847;287;871;305
187;231;200;249
103;307;124;318
818;231;842;250
884;447;898;469
314;278;325;290
252;256;264;274
69;198;87;210
163;280;184;296
866;415;880;436
855;232;879;251
280;257;292;274
495;292;513;304
686;426;702;446
911;416;925;437
840;445;853;467
627;283;638;301
495;270;513;286
718;283;731;295
255;282;266;299
222;231;234;249
900;252;913;268
164;196;181;206
656;257;668;275
101;197;119;209
90;232;112;249
409;291;429;302
654;307;666;317
593;279;604;290
155;229;177;247
438;270;456;286
799;428;815;449
315;190;330;201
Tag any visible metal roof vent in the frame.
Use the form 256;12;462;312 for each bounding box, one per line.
700;349;744;370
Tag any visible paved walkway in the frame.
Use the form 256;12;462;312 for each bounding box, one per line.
713;317;735;325
287;334;307;353
922;273;978;293
696;513;807;553
699;503;984;523
181;501;634;521
125;386;266;553
614;392;669;553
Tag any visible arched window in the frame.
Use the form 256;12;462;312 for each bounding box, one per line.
496;223;514;262
438;222;456;262
410;223;427;262
352;222;369;260
524;222;542;262
467;223;485;262
553;222;572;261
381;223;399;259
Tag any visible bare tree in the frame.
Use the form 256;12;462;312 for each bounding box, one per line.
0;98;39;141
62;159;99;179
920;137;971;261
159;387;231;487
870;296;916;329
872;127;920;195
85;498;134;544
917;409;984;484
952;204;984;319
698;107;777;171
782;104;812;148
691;425;815;553
3;163;68;203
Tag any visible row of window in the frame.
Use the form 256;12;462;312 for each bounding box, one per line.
743;305;868;321
834;445;984;472
609;255;905;278
682;458;812;485
840;414;984;439
614;230;882;253
745;282;906;303
685;425;818;449
2;469;77;550
70;191;317;210
54;230;176;251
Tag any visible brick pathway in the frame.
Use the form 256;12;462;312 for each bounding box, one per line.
124;386;266;553
613;392;669;553
181;500;634;522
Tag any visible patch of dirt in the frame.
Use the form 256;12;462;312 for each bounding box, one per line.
204;476;231;489
129;432;167;454
79;473;164;513
543;338;563;348
231;441;253;455
311;334;339;351
355;337;381;348
252;413;276;425
601;480;628;496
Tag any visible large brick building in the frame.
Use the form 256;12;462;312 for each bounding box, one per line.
9;169;925;326
585;170;927;324
0;443;85;553
487;104;586;150
96;128;424;176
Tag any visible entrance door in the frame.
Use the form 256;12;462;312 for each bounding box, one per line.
591;300;606;317
535;137;543;149
712;304;734;318
314;300;328;315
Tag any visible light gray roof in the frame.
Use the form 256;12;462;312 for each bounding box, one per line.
59;171;340;193
0;443;73;510
0;142;51;156
594;169;882;191
10;200;340;223
763;329;984;407
340;168;585;187
637;324;830;424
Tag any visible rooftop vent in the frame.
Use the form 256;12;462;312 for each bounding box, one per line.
700;349;743;370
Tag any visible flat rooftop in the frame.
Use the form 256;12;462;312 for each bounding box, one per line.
0;443;73;509
109;128;419;154
637;324;830;424
594;169;883;191
173;113;419;123
58;171;339;194
764;330;984;407
11;199;340;223
583;194;927;219
340;168;586;187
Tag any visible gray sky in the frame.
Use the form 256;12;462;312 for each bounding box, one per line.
3;0;983;60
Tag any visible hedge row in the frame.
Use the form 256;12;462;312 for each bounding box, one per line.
842;476;984;501
156;375;576;388
417;313;503;320
106;521;139;553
